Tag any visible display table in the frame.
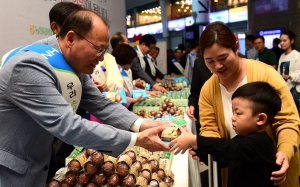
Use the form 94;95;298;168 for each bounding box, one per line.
171;114;201;187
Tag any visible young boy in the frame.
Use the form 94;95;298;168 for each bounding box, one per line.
170;82;281;187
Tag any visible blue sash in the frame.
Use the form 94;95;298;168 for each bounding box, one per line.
2;44;82;112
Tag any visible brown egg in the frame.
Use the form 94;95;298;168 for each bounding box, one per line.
169;108;175;115
126;151;136;161
115;94;122;103
162;111;169;116
141;157;148;165
166;107;170;112
85;149;97;157
116;162;130;178
157;169;165;179
108;173;120;187
140;110;145;116
67;159;82;173
168;102;174;108
141;170;151;181
122;175;136;187
64;171;77;186
150;111;156;116
164;98;170;103
149;160;159;172
48;180;59;187
84;161;98;176
159;107;164;112
163;176;173;187
155;113;162;119
102;161;115;177
162;103;167;110
171;83;175;87
86;183;97;187
91;152;104;167
77;171;91;186
60;182;71;187
132;160;142;172
92;173;106;186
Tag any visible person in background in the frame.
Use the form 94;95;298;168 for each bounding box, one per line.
148;47;159;66
110;32;145;89
168;48;185;76
245;34;258;59
254;36;278;69
171;82;282;187
111;44;145;108
184;41;199;83
131;34;167;92
177;44;187;68
147;46;173;83
271;38;284;66
0;9;169;187
193;21;299;187
167;49;174;63
277;30;300;113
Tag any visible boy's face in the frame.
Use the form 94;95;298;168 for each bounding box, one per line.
231;98;260;136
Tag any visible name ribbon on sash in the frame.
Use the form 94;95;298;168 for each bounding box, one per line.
118;65;133;96
171;59;185;75
2;44;82;112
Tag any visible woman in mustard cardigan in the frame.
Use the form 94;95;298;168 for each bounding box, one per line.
195;22;299;187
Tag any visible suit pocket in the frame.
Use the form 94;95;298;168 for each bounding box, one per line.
0;149;29;174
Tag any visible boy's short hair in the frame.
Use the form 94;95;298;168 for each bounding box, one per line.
232;82;281;125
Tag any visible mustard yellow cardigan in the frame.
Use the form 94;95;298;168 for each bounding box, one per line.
199;59;300;187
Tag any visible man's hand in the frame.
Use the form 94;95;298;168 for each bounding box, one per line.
139;120;168;132
152;84;167;93
156;78;163;83
169;126;197;155
93;79;107;92
135;125;169;152
164;76;173;81
187;106;197;121
134;78;145;89
271;152;289;185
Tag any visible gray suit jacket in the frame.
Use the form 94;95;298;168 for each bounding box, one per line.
0;35;138;186
131;56;155;86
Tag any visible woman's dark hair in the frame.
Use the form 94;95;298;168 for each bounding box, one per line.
199;21;239;55
49;2;83;27
111;44;137;65
58;9;109;38
281;30;296;50
232;82;281;125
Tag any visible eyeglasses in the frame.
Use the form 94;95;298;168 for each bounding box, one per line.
73;30;109;57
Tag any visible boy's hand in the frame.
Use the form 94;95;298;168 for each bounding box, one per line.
169;126;197;155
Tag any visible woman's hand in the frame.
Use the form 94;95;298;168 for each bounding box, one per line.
132;94;145;103
187;106;197;121
93;79;107;92
282;75;291;81
271;152;289;185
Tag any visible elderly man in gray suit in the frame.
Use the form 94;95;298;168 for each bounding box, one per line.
0;9;169;186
